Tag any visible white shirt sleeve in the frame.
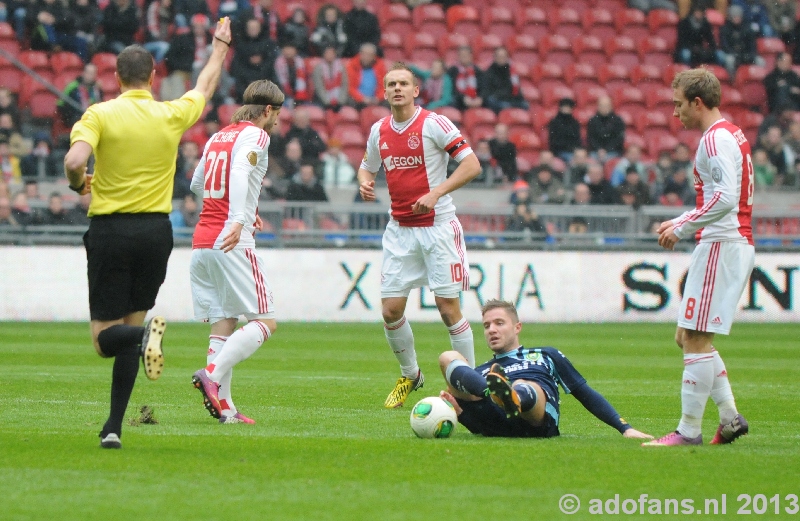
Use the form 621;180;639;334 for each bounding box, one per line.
190;140;212;197
672;131;739;240
229;127;268;225
359;121;383;174
428;114;472;162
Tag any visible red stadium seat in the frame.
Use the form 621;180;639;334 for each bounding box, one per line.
498;108;532;133
98;72;119;97
517;7;549;40
648;8;679;41
572;106;594;126
635;110;670;134
605;36;639;69
548;7;582;39
705;8;724;27
540;84;575;107
531;62;565;92
735;110;764;132
612;84;646;112
598;64;631;90
722;86;746;112
734;65;769;111
217;104;241;125
54;71;76;91
615;8;648;41
412;3;447;39
438;33;470;65
564;62;597;89
506;34;538;65
703;64;730;83
572;35;605;69
404;33;438;67
531;106;558;132
521;82;541;105
18;74;51;106
50;51;84;76
29;91;58;120
631;63;664;85
446;6;481;39
0;66;22;93
379;4;412;35
337;127;365;147
474;34;504;66
18;50;50;73
646;131;680;157
639;36;673;69
462;107;497;137
756;37;786;69
435;106;463;125
91;52;117;75
641;84;675;110
539;34;573;69
575;85;607;109
582;8;616;40
0;22;14;41
661;63;691;85
360;105;391;133
331;105;360;126
482;6;515;40
509;128;541;153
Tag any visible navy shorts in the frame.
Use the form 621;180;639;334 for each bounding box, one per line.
456;393;560;438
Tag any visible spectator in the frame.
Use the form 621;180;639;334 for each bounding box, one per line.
767;0;796;48
547;98;582;163
144;0;173;63
187;14;212;83
274;44;310;108
482;47;528;113
719;5;763;78
565;147;590;186
528;165;566;204
751;147;777;186
628;0;677;13
67;192;91;225
312;45;350;110
286;162;329;201
409;59;453;110
342;0;380;58
472;139;500;185
506;202;546;238
764;52;800;113
0;88;20;128
650;150;676;198
760;124;792;182
39;192;71;225
23;178;45;203
508;178;531;205
310;4;347;57
660;168;694;206
216;0;248;19
27;0;88;60
617;166;651;208
57;63;102;127
235;0;281;43
101;0;140;54
674;5;723;67
0;196;18;226
676;1;728;19
567;216;589;234
282;108;327;166
20;133;59;178
534;150;567;180
571;183;591;205
611;144;646;186
587;95;626;161
0;136;21;184
162;26;194;100
71;0;100;56
448;45;484;111
672;142;693;174
346;42;387;108
279;138;304;180
785;120;800;156
173;140;200;198
231;17;279;102
281;7;311;56
488;123;517;182
585;162;617;204
169;192;200;229
10;191;37;225
173;0;209;27
321;137;356;187
732;0;774;38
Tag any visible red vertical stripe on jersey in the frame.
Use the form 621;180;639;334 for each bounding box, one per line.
449;219;469;290
697;242;720;331
433;115;453;133
245;249;268;313
704;129;717;157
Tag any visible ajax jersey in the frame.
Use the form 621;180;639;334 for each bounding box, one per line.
191;122;270;250
360;107;472;227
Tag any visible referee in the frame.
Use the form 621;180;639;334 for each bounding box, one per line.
64;18;233;449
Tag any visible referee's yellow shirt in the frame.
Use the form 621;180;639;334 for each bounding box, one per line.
70;89;205;216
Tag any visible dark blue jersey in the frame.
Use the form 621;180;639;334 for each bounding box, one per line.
476;346;587;397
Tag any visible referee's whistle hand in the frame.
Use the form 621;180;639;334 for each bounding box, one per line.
212;17;232;51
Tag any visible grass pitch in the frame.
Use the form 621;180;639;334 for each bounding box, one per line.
2;322;799;521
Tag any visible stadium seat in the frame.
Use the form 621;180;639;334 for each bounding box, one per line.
463;107;497;137
540;84;575;107
548;7;582;39
635;110;670;134
705;8;724;28
0;37;20;57
18;50;50;74
735;110;764;132
631;63;664;85
572;106;594;126
531;62;566;91
641;84;675;110
521;82;541;105
516;7;549;40
0;22;14;42
438;33;470;65
598;64;631;91
379;4;412;35
572;35;605;70
617;105;647;127
756;37;786;70
660;63;691;85
380;32;405;62
50;51;84;76
18;74;52;107
560;0;589;11
29;91;58;120
331;105;360;126
703;64;730;83
404;33;438;67
506;34;538;65
639;36;673;69
337;126;365;147
446;6;481;39
498;108;532;133
98;72;119;97
564;62;597;90
539;34;573;69
217;104;241;126
54;71;76;91
605;36;639;69
531;106;558;134
645;131;680;157
623;133;646;155
648;8;679;41
508;128;541;153
482;6;515;40
582;8;616;40
611;84;646;112
0;66;22;93
734;65;769;111
277;2;308;21
474;34;504;66
615;8;648;41
575;85;607;109
412;3;447;40
91;53;118;75
436;106;462;125
360;105;391;133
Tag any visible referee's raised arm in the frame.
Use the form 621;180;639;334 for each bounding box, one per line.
193;17;232;102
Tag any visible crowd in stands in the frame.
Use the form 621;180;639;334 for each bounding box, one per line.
1;0;800;235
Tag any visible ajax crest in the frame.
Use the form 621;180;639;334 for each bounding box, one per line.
407;134;420;150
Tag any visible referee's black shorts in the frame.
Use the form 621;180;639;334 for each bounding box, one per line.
83;213;173;321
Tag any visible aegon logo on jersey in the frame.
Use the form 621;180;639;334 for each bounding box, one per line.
383;155;424;171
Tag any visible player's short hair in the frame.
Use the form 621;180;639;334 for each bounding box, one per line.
116;45;154;87
672;68;721;109
481;300;519;323
384;62;419;87
231;80;285;124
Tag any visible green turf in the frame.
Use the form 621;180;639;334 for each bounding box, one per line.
2;322;799;521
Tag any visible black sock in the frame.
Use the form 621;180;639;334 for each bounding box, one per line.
513;382;538;412
97;325;145;357
101;348;140;437
449;365;488;397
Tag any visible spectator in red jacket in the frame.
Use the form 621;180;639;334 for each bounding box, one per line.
346;42;387;108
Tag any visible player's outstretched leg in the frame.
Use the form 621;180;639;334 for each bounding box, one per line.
710;414;749;444
192;369;222;418
141;316;166;381
486;364;522;418
384;370;425;408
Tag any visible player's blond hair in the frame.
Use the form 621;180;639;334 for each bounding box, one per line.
481;300;519;323
231;80;285;124
384;62;419;87
672;68;721;109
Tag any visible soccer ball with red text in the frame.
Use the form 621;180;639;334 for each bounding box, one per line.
410;397;457;439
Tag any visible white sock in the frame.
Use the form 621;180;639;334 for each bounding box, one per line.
207;335;237;416
206;321;271;383
384;316;419;378
447;318;475;367
710;348;738;424
677;353;715;439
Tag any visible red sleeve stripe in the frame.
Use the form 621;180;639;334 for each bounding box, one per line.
432;114;453;134
704;129;717;157
257;131;268;149
674;192;721;229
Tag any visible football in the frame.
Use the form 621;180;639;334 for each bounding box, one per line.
409;396;458;439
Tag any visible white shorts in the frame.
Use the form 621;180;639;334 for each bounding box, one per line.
381;218;470;299
190;248;276;322
678;241;754;335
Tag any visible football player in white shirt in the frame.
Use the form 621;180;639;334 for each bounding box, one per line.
645;69;754;446
189;80;284;424
358;63;482;408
